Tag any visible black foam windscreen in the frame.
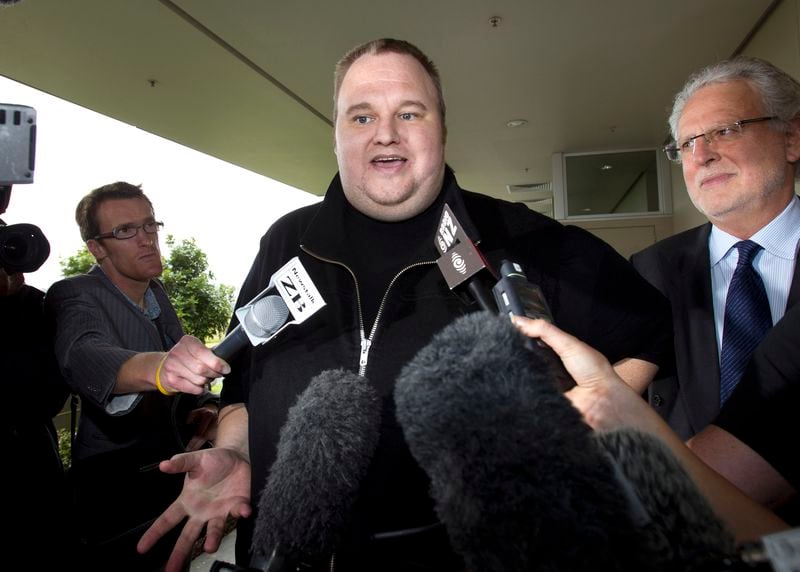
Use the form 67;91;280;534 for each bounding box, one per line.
598;429;735;569
251;369;381;566
395;312;652;572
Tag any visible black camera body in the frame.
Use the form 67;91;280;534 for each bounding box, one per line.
0;221;50;273
1;102;49;274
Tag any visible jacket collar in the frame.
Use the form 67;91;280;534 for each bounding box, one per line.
89;264;162;318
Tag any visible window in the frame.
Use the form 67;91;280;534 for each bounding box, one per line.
552;148;672;220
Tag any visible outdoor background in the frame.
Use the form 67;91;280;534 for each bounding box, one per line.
2;74;322;299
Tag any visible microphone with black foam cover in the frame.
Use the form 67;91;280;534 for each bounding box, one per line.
597;428;735;570
212;295;290;362
250;369;382;570
395;311;655;572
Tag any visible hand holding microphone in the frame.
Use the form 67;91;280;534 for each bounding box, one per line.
150;334;231;396
396;313;738;571
211;295;290;362
434;205;573;392
214;256;326;363
160;256;327;395
151;293;289;396
394;312;648;572
512;316;663;433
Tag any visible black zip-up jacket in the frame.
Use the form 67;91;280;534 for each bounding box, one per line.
222;168;672;570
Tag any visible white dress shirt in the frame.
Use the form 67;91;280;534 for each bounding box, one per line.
710;195;800;354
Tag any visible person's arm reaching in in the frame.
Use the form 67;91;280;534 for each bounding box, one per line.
688;425;796;509
116;334;230;395
512;316;788;544
611;357;659;395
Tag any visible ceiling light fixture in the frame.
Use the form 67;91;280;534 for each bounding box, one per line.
506;119;528;128
600;164;613;171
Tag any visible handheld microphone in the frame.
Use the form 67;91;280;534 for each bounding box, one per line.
492;259;575;391
212;295;289;361
492;259;554;322
213;256;326;362
250;369;382;570
434;204;495;311
395;312;649;572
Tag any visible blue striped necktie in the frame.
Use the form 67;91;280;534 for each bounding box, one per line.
719;240;772;405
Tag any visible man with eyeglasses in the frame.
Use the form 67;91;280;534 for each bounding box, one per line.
45;181;230;570
631;57;800;445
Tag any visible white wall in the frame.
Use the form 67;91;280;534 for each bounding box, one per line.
670;0;800;235
581;0;800;255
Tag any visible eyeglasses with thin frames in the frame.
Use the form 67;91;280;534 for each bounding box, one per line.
663;116;778;163
93;221;164;241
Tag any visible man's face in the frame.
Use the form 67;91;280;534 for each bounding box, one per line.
334;52;446;222
678;80;800;235
87;197;162;287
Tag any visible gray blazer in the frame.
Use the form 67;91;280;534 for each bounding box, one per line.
46;266;189;461
631;223;800;439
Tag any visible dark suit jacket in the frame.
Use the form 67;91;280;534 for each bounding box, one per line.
716;303;800;490
631;223;800;439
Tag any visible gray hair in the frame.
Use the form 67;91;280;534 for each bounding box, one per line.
669;56;800;138
668;56;800;177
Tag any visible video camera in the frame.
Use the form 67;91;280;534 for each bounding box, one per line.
1;102;50;274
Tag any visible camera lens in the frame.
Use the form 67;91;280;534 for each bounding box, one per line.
0;222;50;273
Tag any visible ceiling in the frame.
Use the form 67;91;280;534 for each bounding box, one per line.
0;0;777;208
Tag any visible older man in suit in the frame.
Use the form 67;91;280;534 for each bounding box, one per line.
631;57;800;440
46;182;230;570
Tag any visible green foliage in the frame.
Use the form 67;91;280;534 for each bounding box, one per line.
161;235;234;342
60;245;95;277
61;235;234;343
57;428;71;471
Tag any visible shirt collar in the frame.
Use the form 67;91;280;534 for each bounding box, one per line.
95;265;162;319
710;195;800;266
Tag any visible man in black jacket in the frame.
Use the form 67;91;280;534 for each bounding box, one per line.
139;39;672;572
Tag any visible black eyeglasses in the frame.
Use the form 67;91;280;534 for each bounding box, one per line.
663;116;778;163
93;221;164;241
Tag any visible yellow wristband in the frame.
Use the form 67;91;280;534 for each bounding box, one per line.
155;353;174;396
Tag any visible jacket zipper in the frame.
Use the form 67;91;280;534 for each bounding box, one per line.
302;245;435;376
362;260;435;374
302;248;436;572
